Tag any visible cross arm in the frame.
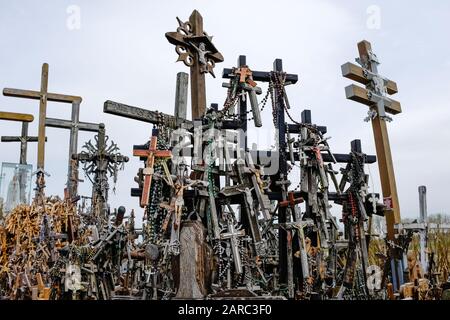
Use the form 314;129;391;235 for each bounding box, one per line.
222;68;298;83
345;84;402;115
341;62;398;95
45;118;100;132
1;136;46;142
3;88;82;103
0;111;34;122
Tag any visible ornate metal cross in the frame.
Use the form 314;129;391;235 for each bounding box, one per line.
166;10;224;119
73;123;128;220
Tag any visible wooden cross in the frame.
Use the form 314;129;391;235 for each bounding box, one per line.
45;101;100;199
0;111;45;165
342;40;402;241
166;10;224;120
3;63;82;198
133;128;172;208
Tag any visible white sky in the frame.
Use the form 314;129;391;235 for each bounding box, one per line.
1;0;449;222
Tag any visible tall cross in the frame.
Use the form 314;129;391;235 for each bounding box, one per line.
3;63;83;199
133;128;172;208
342;40;402;241
45;101;100;199
166;10;224;119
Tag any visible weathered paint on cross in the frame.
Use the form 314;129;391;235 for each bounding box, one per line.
342;40;402;241
133;129;172;208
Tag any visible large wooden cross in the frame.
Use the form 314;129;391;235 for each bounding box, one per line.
3;63;83;198
166;10;224;120
133;128;172;208
342;40;402;241
45;101;100;199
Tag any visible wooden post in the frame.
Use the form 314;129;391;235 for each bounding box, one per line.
342;40;402;241
189;10;206;119
175;220;211;298
174;72;189;121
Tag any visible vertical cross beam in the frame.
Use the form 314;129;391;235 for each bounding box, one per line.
418;185;428;271
37;63;49;171
174;72;189;122
189;10;206;119
237;56;248;153
273;58;289;288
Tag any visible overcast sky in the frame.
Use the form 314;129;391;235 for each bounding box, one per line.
1;0;449;223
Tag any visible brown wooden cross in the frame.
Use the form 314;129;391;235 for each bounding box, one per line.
133;128;172;208
3;63;82;198
165;10;224;119
342;40;402;241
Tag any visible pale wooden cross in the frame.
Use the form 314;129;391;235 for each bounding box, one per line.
220;216;245;274
166;10;224;119
342;40;402;241
3;63;83;198
133;128;172;208
45;101;100;199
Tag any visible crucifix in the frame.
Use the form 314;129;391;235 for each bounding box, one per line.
45;102;100;199
166;10;224;120
3;63;84;201
133;128;172;208
342;40;402;242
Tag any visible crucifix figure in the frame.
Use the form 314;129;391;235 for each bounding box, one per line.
45;101;100;199
133;128;172;208
3;63;84;202
341;40;402;242
166;10;224;119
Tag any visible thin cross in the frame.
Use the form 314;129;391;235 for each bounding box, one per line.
45;101;100;199
3;63;83;200
342;40;402;241
0;111;46;164
220;216;245;274
133;128;172;208
166;10;224;119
